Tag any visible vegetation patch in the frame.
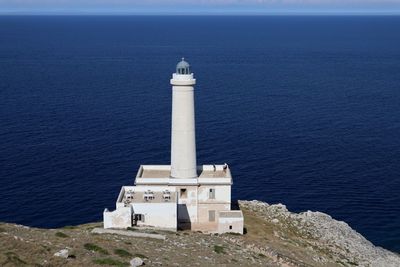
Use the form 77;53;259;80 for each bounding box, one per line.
133;253;148;259
84;243;109;255
114;249;132;258
62;225;76;230
4;252;27;265
0;227;6;232
92;258;128;266
55;232;69;238
213;245;225;254
226;232;241;236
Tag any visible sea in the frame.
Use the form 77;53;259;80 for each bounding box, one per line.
0;15;399;252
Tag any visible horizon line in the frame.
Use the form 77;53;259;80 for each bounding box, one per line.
1;11;400;16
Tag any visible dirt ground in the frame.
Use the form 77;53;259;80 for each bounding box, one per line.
0;206;347;267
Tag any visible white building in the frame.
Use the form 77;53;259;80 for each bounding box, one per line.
104;59;244;234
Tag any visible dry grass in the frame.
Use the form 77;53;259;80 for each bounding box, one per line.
0;208;346;267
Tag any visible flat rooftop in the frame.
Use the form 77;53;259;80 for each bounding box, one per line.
137;164;232;179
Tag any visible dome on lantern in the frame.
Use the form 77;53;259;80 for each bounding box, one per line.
176;58;190;75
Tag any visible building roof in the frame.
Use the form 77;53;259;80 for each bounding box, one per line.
140;169;227;179
134;165;232;186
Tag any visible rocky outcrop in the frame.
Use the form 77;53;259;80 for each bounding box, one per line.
239;200;400;267
53;249;69;258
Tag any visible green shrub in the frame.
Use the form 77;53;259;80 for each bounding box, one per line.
62;225;76;229
114;249;132;258
84;243;109;255
213;245;225;254
4;252;27;265
55;232;69;238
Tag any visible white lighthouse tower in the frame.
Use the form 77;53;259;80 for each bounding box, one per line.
170;58;197;178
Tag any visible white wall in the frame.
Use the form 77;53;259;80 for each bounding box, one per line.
218;217;243;234
132;202;177;230
103;207;132;229
198;185;231;203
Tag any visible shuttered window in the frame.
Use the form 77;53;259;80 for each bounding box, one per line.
209;188;215;199
209;210;215;222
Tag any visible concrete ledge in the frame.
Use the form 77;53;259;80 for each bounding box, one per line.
91;228;166;240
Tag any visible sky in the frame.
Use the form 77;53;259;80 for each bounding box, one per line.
1;0;400;15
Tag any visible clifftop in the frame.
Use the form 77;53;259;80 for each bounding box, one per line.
0;200;399;266
239;200;400;267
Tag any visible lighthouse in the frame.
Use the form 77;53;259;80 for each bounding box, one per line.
170;58;197;178
103;58;243;234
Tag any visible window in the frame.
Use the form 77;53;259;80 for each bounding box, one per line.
180;188;187;198
229;225;232;230
135;214;145;222
208;210;215;222
209;188;215;199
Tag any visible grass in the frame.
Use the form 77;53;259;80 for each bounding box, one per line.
4;252;27;265
226;232;241;236
40;244;51;252
213;245;225;254
84;243;109;255
114;249;132;258
55;232;69;238
92;258;128;266
62;225;76;229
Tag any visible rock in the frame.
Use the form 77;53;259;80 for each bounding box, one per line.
54;249;69;258
239;200;400;267
130;257;144;267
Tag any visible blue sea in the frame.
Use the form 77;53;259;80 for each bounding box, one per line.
0;16;399;252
